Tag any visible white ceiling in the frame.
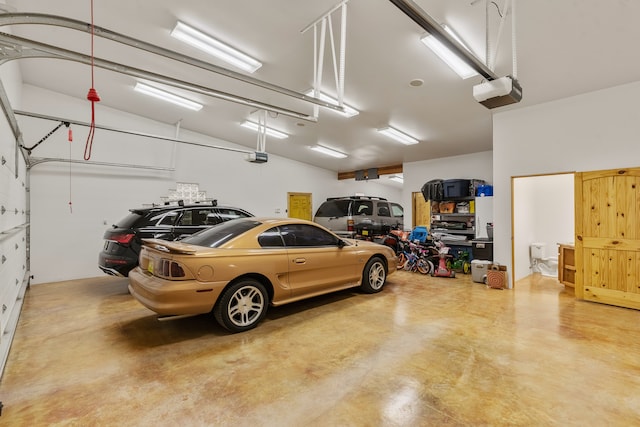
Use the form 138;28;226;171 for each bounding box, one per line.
4;0;640;175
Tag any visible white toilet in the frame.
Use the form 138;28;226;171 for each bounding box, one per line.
530;242;559;278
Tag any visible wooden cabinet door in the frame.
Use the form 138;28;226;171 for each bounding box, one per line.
412;191;430;228
288;192;313;221
575;168;640;309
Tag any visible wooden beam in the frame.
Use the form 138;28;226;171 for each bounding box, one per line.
338;164;403;180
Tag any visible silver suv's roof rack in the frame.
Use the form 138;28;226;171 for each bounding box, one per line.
326;196;387;201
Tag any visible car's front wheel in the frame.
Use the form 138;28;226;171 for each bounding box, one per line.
214;279;269;333
360;257;387;293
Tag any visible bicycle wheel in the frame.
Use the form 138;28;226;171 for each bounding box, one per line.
397;253;407;270
417;258;434;275
404;259;415;271
416;258;429;274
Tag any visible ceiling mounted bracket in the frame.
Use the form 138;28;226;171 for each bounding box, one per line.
388;0;498;80
302;0;349;118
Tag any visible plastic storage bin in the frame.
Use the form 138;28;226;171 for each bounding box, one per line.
443;179;471;198
476;184;493;196
408;226;428;243
471;260;492;283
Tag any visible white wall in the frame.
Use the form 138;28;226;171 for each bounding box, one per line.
493;80;640;285
402;151;493;228
23;85;400;284
513;174;574;281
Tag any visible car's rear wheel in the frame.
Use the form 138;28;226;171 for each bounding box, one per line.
214;279;268;333
360;257;387;293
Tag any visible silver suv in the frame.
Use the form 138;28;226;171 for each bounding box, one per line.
314;196;404;238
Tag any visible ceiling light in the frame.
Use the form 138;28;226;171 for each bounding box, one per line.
171;21;262;73
133;82;203;111
240;121;288;139
420;25;479;79
389;174;404;183
304;89;359;117
377;127;419;145
310;145;347;158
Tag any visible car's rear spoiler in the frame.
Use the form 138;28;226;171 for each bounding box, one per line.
141;238;198;255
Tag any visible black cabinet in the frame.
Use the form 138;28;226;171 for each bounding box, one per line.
471;239;493;261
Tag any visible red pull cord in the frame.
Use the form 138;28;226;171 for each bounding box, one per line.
84;0;100;160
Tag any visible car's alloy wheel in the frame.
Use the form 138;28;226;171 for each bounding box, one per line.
214;280;268;333
360;257;386;293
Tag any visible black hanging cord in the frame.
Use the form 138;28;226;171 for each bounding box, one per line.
21;121;70;155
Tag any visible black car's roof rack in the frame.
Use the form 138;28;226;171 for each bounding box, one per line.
141;199;220;208
326;196;387;201
131;199;221;213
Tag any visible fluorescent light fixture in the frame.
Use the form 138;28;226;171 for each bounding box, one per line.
304;89;359;117
377;127;419;145
171;21;262;73
310;145;347;159
240;121;288;139
389;174;404;183
134;82;203;111
420;24;479;79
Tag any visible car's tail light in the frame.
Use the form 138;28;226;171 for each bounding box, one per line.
159;259;186;278
104;258;128;265
347;219;354;232
171;262;185;277
110;233;135;245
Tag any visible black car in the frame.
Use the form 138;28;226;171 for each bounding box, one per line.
98;201;253;276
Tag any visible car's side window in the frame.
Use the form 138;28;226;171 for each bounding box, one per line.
391;203;404;218
280;224;338;247
258;227;285;247
216;208;251;221
177;209;209;226
157;211;179;226
206;212;223;225
354;201;373;216
377;202;391;217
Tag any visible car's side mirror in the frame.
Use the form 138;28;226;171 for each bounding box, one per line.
337;239;346;248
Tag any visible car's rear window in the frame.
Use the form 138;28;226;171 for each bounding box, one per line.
181;219;262;248
115;212;145;228
315;200;351;217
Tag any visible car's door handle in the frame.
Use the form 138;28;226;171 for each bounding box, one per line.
293;258;306;264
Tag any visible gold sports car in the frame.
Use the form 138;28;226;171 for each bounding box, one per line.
128;217;397;333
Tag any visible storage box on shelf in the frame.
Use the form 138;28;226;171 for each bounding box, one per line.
443;179;470;199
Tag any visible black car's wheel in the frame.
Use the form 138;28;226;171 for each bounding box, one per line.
214;279;269;333
360;257;387;293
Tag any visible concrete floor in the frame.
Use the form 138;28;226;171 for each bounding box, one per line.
1;271;639;426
